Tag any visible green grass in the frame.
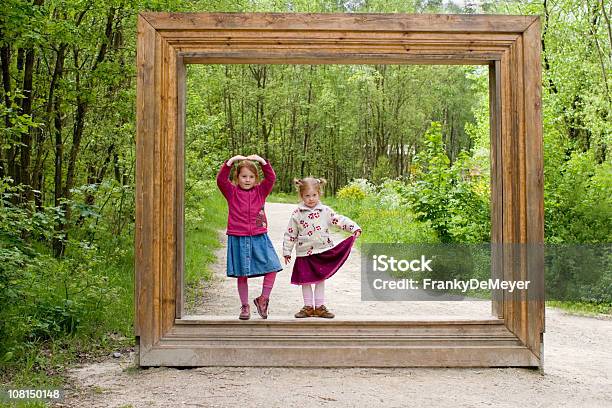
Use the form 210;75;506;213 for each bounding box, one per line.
547;300;612;316
326;197;439;248
184;188;227;286
183;184;227;310
0;233;136;406
0;399;50;407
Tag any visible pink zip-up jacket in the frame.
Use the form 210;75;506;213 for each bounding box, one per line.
216;160;276;236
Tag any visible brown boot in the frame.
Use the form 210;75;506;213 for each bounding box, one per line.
253;296;269;319
294;305;315;318
239;304;250;320
313;305;335;318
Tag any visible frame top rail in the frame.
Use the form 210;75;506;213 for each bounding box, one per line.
140;12;538;34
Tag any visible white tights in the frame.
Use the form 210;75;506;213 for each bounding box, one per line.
301;281;326;308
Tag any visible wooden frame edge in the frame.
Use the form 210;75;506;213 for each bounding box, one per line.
135;12;545;369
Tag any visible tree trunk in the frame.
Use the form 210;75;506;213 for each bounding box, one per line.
52;44;66;258
52;97;65;258
0;42;11;179
224;66;236;154
250;65;272;160
301;67;315;177
542;0;559;94
19;47;35;200
31;125;47;210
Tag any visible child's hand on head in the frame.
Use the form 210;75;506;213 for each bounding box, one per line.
228;155;247;165
246;154;266;165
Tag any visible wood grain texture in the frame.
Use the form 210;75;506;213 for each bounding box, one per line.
135;15;157;347
489;60;504;320
499;50;515;336
523;19;545;359
514;33;529;350
175;55;186;320
510;38;526;344
141;12;537;33
180;53;503;65
141;345;539;367
134;11;544;369
161;40;178;336
160;31;521;43
138;319;538;367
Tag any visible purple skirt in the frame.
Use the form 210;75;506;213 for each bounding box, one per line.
291;235;356;285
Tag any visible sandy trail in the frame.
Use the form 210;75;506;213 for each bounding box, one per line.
61;203;612;407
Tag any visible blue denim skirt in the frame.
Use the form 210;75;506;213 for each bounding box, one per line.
226;233;282;278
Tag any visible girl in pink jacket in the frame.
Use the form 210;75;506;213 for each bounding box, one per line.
216;154;282;320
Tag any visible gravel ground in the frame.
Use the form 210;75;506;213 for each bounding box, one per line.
61;203;612;408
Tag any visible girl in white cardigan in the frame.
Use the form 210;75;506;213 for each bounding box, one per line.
282;177;361;318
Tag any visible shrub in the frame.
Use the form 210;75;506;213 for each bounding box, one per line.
337;183;367;201
402;122;490;243
374;179;405;210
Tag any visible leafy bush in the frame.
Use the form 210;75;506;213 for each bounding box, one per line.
336;183;367;201
374;179;405;210
402;122;490;243
0;178;134;375
544;147;612;243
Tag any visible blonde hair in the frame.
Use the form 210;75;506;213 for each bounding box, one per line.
232;160;261;185
294;176;327;198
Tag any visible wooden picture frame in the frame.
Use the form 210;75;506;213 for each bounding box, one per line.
135;12;544;368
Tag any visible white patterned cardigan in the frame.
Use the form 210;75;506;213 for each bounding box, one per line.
282;202;361;257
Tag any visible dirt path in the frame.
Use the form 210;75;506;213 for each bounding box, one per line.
187;202;492;318
61;203;612;407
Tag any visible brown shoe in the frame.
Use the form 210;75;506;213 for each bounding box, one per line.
253;296;269;319
294;305;315;318
239;304;250;320
313;305;335;318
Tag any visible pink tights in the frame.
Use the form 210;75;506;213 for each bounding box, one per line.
301;280;326;308
237;272;277;306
